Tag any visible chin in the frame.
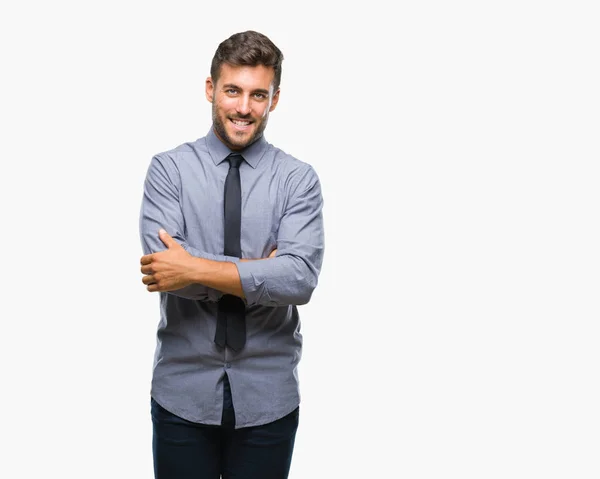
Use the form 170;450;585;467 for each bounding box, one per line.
228;130;255;146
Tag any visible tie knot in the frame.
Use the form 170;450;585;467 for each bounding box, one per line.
226;153;244;169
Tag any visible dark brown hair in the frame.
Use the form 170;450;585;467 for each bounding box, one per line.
210;31;284;91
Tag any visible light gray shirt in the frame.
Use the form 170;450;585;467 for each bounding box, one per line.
139;128;325;428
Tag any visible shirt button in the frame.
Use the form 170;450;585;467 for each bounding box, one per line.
225;363;231;369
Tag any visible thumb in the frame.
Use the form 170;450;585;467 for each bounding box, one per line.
159;228;177;249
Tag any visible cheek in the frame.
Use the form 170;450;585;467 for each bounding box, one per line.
256;103;271;118
216;97;234;112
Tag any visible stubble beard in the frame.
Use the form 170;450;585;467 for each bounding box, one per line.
212;102;268;151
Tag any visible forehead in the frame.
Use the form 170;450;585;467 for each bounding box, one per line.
216;63;275;91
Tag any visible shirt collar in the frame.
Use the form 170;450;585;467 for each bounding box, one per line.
206;126;267;169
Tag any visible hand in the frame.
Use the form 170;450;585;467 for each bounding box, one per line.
140;229;198;292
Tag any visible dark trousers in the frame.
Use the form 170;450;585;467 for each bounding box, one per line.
151;375;299;479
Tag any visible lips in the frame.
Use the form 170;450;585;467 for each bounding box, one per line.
230;118;253;130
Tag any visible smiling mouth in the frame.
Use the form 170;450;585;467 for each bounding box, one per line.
230;118;252;129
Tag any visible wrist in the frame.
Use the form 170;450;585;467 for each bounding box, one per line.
188;256;207;284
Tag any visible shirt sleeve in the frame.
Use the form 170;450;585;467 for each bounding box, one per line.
139;154;238;302
235;164;325;306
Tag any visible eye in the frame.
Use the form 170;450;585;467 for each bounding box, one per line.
226;88;239;95
253;93;267;100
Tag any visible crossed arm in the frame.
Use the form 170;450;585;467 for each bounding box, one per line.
139;154;325;307
140;230;276;299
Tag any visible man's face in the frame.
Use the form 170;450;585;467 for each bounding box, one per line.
206;63;280;151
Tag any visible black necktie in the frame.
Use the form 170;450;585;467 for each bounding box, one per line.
215;153;246;351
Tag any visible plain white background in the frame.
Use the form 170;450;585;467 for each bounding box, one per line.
1;1;599;478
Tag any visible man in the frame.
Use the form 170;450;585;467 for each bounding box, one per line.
138;30;325;479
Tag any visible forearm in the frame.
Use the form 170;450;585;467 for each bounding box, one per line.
183;244;241;265
177;245;242;301
188;257;245;299
235;251;321;306
142;226;269;301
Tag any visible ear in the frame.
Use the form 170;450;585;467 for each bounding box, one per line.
205;77;214;103
269;88;280;112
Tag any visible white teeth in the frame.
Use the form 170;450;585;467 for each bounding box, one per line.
232;120;250;126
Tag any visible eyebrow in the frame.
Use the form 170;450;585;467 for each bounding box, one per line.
223;83;270;95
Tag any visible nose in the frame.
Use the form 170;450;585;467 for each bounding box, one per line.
236;95;251;116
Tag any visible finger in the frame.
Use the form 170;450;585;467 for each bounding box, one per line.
140;255;153;265
147;284;159;293
269;249;277;258
141;264;153;274
142;275;156;285
159;228;177;249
